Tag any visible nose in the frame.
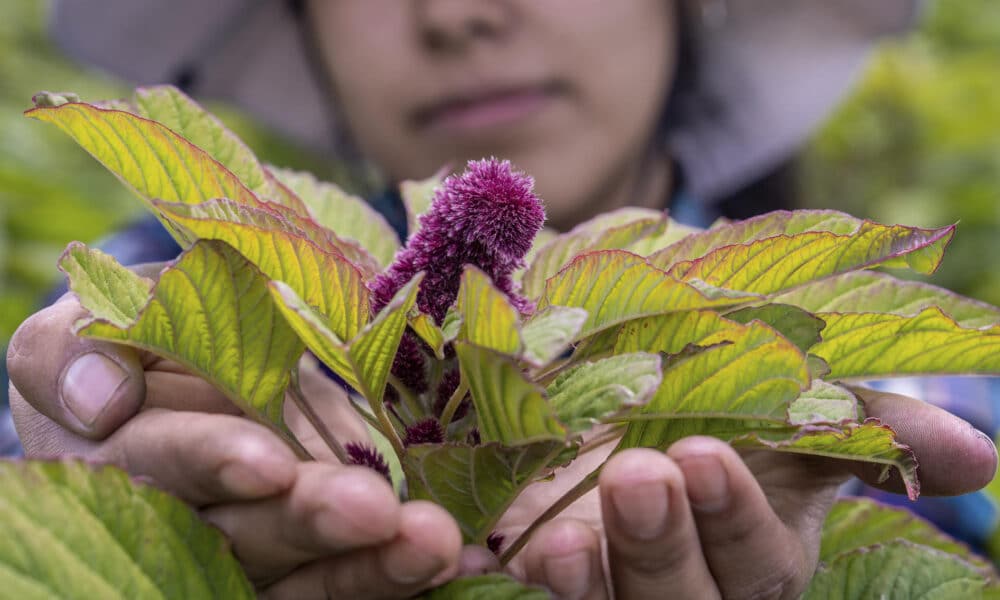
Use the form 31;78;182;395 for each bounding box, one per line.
414;0;513;52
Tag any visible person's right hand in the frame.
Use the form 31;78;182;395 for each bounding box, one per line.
7;291;481;599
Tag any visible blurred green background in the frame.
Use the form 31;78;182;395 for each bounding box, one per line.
2;0;1000;343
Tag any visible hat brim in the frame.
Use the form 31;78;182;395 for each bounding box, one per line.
50;0;917;201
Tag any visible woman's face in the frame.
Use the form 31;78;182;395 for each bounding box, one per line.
308;0;677;229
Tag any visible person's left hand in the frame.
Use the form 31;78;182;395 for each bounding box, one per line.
497;388;998;599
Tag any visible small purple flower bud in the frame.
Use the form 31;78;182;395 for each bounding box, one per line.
466;428;482;446
370;158;545;323
391;332;429;394
487;531;505;555
345;442;392;484
404;418;445;446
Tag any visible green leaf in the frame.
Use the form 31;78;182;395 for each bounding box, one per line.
455;342;567;446
773;270;1000;329
820;498;995;576
734;421;919;499
410;312;447;360
404;442;565;543
657;222;955;295
626;218;703;257
133;85;308;214
618;318;809;449
155;198;371;338
803;541;986;599
726;303;827;353
269;166;401;267
25;101;264;214
400;170;444;239
456;266;523;356
270;275;422;405
520;306;588;367
0;460;254;600
812;307;1000;379
546;353;662;432
539;250;755;341
521;208;666;298
788;381;860;425
61;241;304;437
421;574;549;600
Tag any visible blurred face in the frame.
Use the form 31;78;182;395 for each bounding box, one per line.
307;0;677;230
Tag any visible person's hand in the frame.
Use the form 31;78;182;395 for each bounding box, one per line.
7;293;480;598
497;388;998;599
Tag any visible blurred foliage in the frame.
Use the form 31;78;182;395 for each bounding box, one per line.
802;0;1000;306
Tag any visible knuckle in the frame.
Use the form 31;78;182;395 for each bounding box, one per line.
724;557;804;600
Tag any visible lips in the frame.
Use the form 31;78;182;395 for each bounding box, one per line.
411;81;566;134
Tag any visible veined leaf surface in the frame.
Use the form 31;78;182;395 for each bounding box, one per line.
813;307;1000;379
404;442;565;543
456;266;523;356
0;461;253;600
658;222;955;295
269;166;400;266
155;199;371;339
521;306;588;367
546;353;662;432
61;241;303;436
787;381;860;425
421;575;549;600
726;303;826;353
270;276;421;404
455;342;567;446
774;270;1000;329
539;250;755;341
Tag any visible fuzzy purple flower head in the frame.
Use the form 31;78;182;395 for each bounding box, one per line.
370;158;546;323
345;442;392;484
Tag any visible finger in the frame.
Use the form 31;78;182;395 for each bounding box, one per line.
668;437;811;600
7;297;146;439
201;461;400;581
852;387;998;495
458;545;500;576
521;519;607;600
259;500;462;599
598;448;719;600
92;409;298;505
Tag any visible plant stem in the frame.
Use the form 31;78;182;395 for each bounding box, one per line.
438;376;469;428
288;371;349;464
368;382;406;458
388;374;424;418
499;466;602;566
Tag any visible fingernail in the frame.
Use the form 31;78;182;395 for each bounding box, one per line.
542;550;591;599
60;353;128;427
384;540;446;585
611;481;669;541
680;455;729;513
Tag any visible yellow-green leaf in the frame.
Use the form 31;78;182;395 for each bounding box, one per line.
455;342;567;446
60;240;304;441
456;266;523;356
726;303;827;353
0;461;254;600
788;381;860;425
400;169;444;239
411;312;446;359
521;306;588;367
546;353;662;432
812;307;1000;379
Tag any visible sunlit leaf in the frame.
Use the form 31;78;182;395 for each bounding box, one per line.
774;270;1000;329
803;540;985;599
734;420;919;499
154;198;371;338
134;85;308;214
410;312;446;360
61;241;304;437
788;380;860;425
455;342;567;446
269;166;400;267
813;307;1000;379
657;222;955;295
270;275;421;404
0;461;254;599
820;498;995;577
521;208;666;298
404;442;565;543
521;306;588;367
421;574;549;600
618;319;809;449
726;303;827;353
539;250;755;341
626;218;703;257
456;266;523;356
546;353;662;432
400;169;444;239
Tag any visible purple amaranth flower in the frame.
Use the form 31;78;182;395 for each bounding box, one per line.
369;158;545;323
404;418;445;446
392;333;429;394
487;531;505;555
345;442;392;484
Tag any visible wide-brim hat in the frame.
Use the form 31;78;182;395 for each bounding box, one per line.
50;0;917;203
